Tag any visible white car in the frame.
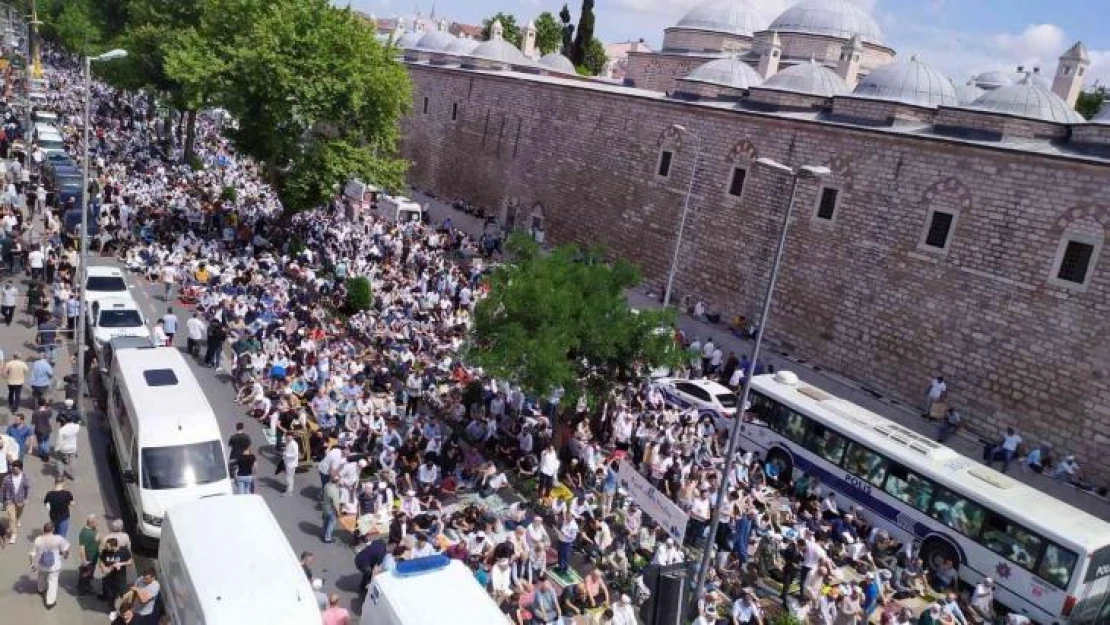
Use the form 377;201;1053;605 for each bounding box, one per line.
84;266;130;305
88;296;150;348
653;377;739;429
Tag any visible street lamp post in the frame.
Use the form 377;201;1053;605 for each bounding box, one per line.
662;124;701;309
76;48;127;421
688;157;830;611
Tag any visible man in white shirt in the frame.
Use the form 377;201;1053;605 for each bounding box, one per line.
538;445;559;499
987;427;1022;473
27;247;44;282
282;433;300;496
29;521;70;608
924;376;947;417
55;419;81;481
612;595;638;625
161;264;177;302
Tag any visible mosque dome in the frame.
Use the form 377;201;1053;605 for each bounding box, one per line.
1010;70;1051;89
683;56;763;89
955;82;985;105
972;70;1012;90
469;38;530;66
970;76;1084;123
761;58;849;96
768;0;884;45
538;52;576;74
673;0;771;37
416;30;456;52
852;56;957;107
396;31;423;49
445;38;481;56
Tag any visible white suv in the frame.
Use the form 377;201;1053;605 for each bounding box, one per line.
88;297;150;348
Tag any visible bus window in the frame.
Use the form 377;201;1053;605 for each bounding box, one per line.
1036;542;1078;589
749;392;784;428
780;409;809;444
928;488;985;537
980;513;1043;570
883;465;933;511
843;443;888;487
807;424;848;465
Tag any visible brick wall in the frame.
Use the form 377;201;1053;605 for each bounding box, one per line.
662;28;753;54
402;64;1110;481
624;51;717;93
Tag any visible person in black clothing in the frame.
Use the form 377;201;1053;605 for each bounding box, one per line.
203;321;226;368
98;538;133;602
780;537;804;604
355;538;388;596
227;422;251;476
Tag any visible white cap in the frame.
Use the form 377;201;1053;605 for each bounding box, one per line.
312;578;323;590
64;398;74;407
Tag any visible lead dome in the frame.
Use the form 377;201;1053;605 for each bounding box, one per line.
760;58;849;96
768;0;885;45
673;0;771;37
469;39;530;66
539;52;576;74
683;56;763;89
852;56;957;107
971;75;1084;123
416;30;456;52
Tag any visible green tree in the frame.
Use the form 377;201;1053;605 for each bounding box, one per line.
558;4;575;57
569;0;595;67
533;12;562;56
1076;87;1107;120
218;0;410;212
577;36;607;76
469;234;680;411
345;276;373;313
480;12;522;47
46;0;104;56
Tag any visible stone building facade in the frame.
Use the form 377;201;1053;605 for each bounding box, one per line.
400;62;1110;481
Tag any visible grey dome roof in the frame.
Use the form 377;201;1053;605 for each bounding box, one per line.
445;38;481;55
972;70;1012;90
396;31;423;49
469;39;530;66
970;76;1084;123
416;30;456;51
1010;71;1051;89
683;56;763;89
955;82;985;105
761;58;849;96
673;0;770;37
852;56;957;107
538;52;576;74
769;0;884;45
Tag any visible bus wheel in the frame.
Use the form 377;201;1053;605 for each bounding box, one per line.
766;448;794;485
921;536;959;572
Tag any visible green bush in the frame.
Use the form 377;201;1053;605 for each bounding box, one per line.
220;186;238;204
345;276;373;313
187;153;204;171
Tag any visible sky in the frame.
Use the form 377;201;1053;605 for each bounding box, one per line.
344;0;1110;88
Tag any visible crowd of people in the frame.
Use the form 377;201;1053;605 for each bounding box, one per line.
0;42;1046;625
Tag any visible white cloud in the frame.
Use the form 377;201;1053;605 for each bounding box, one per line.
994;24;1066;60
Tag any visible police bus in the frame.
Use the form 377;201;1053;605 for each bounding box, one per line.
737;371;1110;625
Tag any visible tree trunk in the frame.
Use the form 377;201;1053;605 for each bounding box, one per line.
183;109;198;165
176;110;186;143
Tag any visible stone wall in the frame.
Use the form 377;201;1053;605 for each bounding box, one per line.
831;97;937;125
777;33;894;72
933;107;1072;141
624;51;717;93
662;28;752;54
401;63;1110;481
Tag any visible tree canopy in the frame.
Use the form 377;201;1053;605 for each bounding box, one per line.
469;234;680;410
481;13;523;48
534;12;563;56
578;37;608;76
1077;87;1107;120
569;0;595;68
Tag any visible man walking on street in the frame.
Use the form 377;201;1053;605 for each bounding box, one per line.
29;521;70;609
228;422;251;477
31;398;52;461
322;471;341;543
6;413;32;462
44;477;74;537
204;320;227;369
29;353;53;403
0;280;17;325
2;460;31;543
162;307;178;346
282;432;299;496
186;311;206;358
5;353;28;412
54;416;80;481
77;515;100;595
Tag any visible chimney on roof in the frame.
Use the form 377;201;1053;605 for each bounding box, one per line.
1016;65;1024;72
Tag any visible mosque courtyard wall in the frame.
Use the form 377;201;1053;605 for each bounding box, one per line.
400;63;1110;481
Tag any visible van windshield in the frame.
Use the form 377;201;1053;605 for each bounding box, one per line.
141;441;227;489
98;309;142;328
86;276;127;292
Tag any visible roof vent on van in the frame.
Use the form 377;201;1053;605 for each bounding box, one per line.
774;371;800;386
143;369;179;386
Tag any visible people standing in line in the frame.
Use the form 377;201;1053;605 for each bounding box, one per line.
77;515;101;596
5;353;28;412
162;308;178;346
29;521;70;609
44;477;74;537
185;311;206;358
2;460;31;543
29;352;53;403
0;280;17;325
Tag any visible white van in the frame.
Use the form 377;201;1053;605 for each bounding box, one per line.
87;296;150;348
159;495;322;625
360;556;505;625
379;195;423;223
106;347;232;542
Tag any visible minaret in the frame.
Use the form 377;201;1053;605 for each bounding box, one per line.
491;19;504;41
756;31;782;79
837;34;863;89
523;20;538;59
1052;41;1090;108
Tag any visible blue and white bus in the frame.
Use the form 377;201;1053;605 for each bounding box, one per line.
737;371;1110;625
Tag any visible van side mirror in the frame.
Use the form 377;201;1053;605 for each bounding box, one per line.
122;469;136;484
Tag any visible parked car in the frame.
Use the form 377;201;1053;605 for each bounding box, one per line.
653;377;739;429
